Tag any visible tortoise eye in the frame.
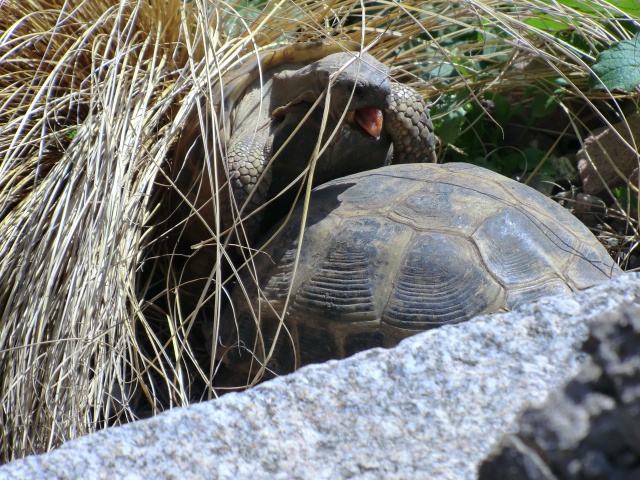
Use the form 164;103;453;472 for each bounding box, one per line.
353;84;366;97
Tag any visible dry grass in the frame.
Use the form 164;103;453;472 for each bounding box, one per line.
0;0;637;463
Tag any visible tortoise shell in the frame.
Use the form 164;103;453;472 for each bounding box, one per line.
219;162;621;376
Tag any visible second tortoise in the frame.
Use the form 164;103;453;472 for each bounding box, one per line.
217;162;622;378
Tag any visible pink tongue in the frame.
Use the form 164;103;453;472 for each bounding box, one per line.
354;107;383;138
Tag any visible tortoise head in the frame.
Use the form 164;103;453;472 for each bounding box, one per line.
171;48;434;249
292;52;392;116
262;52;394;228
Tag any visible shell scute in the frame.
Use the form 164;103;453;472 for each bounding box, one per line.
290;219;382;322
320;172;410;213
295;325;340;368
473;208;579;286
496;178;595;243
382;233;505;330
506;280;572;309
564;243;620;290
388;179;503;235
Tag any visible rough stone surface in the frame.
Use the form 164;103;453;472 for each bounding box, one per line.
479;300;640;480
1;274;639;480
576;112;640;195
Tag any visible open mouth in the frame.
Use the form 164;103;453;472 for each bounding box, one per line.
347;107;383;139
273;102;384;139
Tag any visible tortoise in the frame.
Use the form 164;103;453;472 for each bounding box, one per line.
216;162;622;378
170;43;618;380
172;42;435;246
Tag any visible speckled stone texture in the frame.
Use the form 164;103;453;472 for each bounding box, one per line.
2;274;639;480
479;301;640;480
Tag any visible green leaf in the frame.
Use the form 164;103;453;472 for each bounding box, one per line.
424;61;456;80
535;0;598;15
499;148;546;176
541;0;606;15
590;35;640;91
613;186;639;207
466;156;499;173
536;0;640;18
436;107;467;144
483;92;513;125
555;31;597;58
530;93;559;119
608;0;640;18
525;15;569;32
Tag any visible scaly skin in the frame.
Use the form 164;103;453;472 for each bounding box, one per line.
386;83;436;164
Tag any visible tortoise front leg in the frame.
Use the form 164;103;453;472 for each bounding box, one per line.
385;83;437;163
226;135;273;239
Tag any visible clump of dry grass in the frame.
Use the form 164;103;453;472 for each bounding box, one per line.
0;0;637;463
0;0;189;460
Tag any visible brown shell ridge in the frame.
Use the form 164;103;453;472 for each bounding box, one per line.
563;242;621;290
291;242;376;321
263;246;298;302
506;279;572;309
472;207;576;287
382;234;504;330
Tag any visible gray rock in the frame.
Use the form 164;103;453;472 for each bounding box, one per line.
2;274;639;480
479;297;640;480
